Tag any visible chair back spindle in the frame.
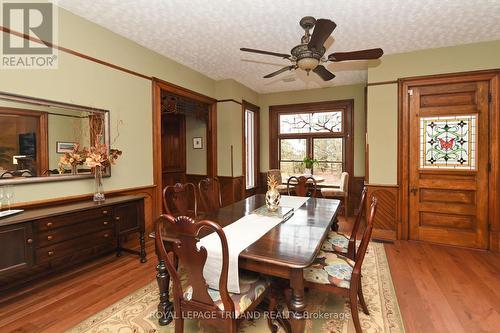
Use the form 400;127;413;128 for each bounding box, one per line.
287;176;317;197
198;178;222;213
162;183;198;218
348;187;367;259
352;197;378;278
155;214;235;317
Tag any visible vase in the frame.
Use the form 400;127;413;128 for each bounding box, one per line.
93;166;105;202
304;168;312;176
71;164;77;175
265;187;281;212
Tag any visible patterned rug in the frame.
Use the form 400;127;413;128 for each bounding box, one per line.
67;242;404;333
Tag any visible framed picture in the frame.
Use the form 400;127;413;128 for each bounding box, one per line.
56;141;77;153
193;137;203;149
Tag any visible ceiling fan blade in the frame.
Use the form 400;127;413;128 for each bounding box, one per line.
240;48;291;59
263;65;296;78
328;48;384;62
308;19;336;50
313;65;336;81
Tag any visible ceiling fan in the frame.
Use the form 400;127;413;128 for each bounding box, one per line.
240;16;384;81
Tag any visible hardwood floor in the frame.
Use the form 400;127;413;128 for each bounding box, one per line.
0;218;499;332
0;240;157;333
385;240;500;333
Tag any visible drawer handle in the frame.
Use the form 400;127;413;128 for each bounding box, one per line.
103;233;110;238
46;222;53;228
26;238;33;244
103;221;109;225
102;210;108;215
48;251;54;256
47;235;53;241
115;216;120;221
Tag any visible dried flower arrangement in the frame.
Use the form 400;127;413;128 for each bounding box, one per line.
58;144;84;174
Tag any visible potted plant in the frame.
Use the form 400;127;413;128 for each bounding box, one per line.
303;156;318;175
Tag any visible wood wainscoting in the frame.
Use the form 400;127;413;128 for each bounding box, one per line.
218;176;245;206
366;184;399;241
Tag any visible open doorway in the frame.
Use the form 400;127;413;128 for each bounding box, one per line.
152;79;217;215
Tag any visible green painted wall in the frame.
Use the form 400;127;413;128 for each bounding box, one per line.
1;8;217;203
185;116;207;175
367;40;500;185
215;79;259;177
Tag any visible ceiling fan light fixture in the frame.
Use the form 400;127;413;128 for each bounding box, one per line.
297;57;319;71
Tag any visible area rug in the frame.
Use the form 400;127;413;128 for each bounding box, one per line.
67;242;404;333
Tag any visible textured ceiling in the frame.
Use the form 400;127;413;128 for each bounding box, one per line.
58;0;500;94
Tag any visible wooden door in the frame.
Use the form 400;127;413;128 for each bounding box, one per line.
408;81;489;248
0;223;34;274
161;114;186;186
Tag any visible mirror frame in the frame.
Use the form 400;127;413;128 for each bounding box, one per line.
0;91;111;185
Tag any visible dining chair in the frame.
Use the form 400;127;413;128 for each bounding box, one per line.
163;183;198;218
0;171;14;178
303;197;378;333
155;214;278;333
198;177;222;213
267;169;289;194
321;172;349;216
321;187;367;260
287;175;317;197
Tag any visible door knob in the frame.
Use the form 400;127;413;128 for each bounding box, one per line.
410;187;418;195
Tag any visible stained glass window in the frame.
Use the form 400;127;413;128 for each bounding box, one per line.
279;111;342;133
420;115;477;169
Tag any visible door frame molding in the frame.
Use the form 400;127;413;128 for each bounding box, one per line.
398;69;500;248
152;78;217;216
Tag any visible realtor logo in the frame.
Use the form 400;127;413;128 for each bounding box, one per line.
1;0;58;69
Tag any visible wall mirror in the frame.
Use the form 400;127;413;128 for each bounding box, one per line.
0;92;110;185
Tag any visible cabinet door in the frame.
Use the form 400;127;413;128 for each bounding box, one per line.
0;223;34;273
114;201;143;235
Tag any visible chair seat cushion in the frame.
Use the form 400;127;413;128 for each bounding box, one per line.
183;273;269;317
304;251;355;289
321;231;350;254
321;188;346;197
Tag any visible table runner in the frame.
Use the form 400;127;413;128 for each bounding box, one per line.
199;196;309;293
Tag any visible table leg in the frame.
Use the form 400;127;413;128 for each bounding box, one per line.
156;258;174;325
139;231;147;263
288;268;306;333
331;216;339;232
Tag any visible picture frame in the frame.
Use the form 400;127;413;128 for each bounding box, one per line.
56;141;77;153
192;137;203;149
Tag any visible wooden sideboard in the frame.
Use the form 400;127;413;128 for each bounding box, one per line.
0;195;146;294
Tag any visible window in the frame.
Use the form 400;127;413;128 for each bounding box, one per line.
243;101;259;191
270;100;353;185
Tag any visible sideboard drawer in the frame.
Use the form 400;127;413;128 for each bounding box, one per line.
36;228;114;263
36;218;113;248
36;208;112;231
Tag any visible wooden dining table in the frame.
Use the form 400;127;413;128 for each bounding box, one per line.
155;194;340;333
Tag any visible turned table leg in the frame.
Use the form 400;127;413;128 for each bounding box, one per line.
139;231;147;263
289;269;306;333
156;257;174;325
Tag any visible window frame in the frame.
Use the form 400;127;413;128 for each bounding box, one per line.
242;100;260;194
269;99;354;185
